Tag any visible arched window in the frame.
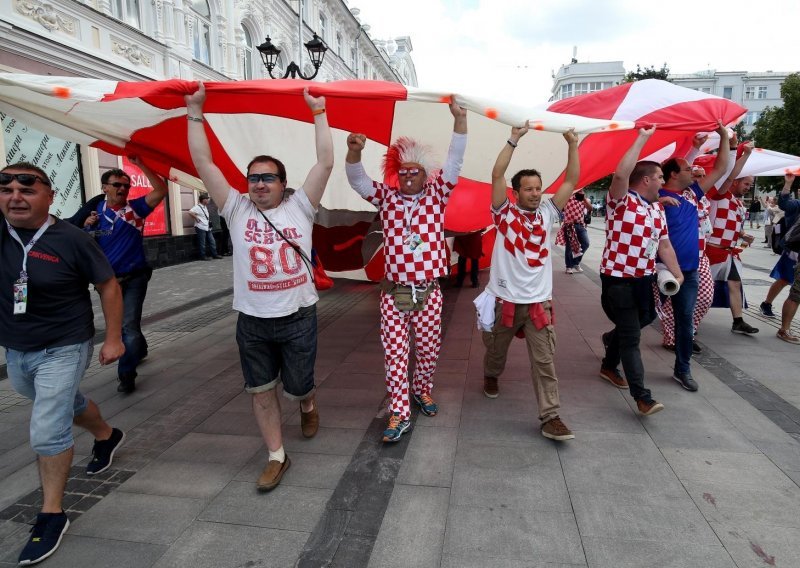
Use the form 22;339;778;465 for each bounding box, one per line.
189;0;212;65
111;0;142;29
242;25;254;80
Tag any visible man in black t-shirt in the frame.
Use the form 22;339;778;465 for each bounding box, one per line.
0;162;126;566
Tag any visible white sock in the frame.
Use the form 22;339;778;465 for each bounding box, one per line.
268;446;285;463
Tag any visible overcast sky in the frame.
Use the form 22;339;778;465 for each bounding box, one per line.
351;0;799;104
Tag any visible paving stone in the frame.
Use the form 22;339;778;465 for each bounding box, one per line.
330;533;375;568
710;521;800;568
441;557;584;568
282;426;366;456
396;425;457;487
581;537;735;568
570;491;719;545
685;480;800;528
284;405;378;430
661;448;798;489
69;492;206;545
158;432;263;465
193;411;259;436
443;504;584;565
199;481;332;532
368;485;449;568
19;535;168;568
152;521;307;568
120;460;240;499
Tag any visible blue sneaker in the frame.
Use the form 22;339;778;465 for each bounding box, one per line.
412;393;438;417
382;413;411;443
18;512;69;566
86;427;125;476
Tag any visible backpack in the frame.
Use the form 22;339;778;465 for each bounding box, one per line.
784;216;800;252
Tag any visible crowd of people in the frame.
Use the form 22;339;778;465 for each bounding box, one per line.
2;88;800;565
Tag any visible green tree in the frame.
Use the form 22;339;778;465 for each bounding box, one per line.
623;63;670;83
752;72;800;156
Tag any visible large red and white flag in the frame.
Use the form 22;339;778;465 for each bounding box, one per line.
0;75;746;278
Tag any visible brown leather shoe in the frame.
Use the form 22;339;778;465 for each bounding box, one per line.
257;456;291;492
301;404;319;438
483;376;499;398
636;399;665;416
599;367;629;389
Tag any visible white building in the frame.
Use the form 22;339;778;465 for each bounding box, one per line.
0;0;416;264
550;60;625;102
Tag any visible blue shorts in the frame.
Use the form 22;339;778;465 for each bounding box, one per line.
235;305;317;399
5;340;92;456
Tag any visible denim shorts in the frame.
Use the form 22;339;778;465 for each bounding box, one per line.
5;340;92;456
235;305;317;399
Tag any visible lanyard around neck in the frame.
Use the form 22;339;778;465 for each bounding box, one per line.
101;201;124;232
6;217;52;282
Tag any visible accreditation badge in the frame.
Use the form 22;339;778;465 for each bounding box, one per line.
13;281;28;315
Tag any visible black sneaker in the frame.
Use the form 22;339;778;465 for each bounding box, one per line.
760;302;776;318
117;372;136;393
18;512;69;566
601;332;612;350
86;428;125;475
731;320;759;335
673;372;699;392
692;341;702;354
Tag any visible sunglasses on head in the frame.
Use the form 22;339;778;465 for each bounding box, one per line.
0;172;51;187
105;182;131;190
247;173;280;184
398;168;421;176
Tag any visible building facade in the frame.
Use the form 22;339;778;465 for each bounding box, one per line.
0;0;416;265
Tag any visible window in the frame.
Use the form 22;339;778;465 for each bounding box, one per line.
111;0;141;28
723;86;732;99
301;0;309;21
350;46;357;69
362;61;368;79
559;84;573;99
744;111;762;126
319;13;327;42
757;86;768;99
242;26;254;80
336;33;343;55
745;86;755;99
696;87;711;94
189;0;212;65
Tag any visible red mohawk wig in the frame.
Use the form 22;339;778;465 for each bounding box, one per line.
382;137;440;186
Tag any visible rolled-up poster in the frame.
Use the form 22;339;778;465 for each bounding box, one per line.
656;263;680;296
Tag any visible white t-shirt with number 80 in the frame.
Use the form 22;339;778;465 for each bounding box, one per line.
221;187;318;318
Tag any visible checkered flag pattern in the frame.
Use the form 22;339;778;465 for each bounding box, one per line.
379;288;443;420
368;177;454;284
493;202;550;268
659;254;714;345
601;193;667;278
707;188;745;249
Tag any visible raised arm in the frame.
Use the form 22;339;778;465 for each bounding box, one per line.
300;87;334;209
717;142;753;196
129;155;169;209
442;97;468;185
698;122;730;193
95;276;125;365
344;133;377;200
450;96;467;135
551;129;580;210
609;127;655;199
491;125;528;209
185;82;233;210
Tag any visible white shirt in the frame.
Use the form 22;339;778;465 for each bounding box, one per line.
189;203;210;231
221;188;318;318
486;198;559;304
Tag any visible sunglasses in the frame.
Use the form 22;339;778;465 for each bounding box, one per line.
398;168;421;176
0;172;51;187
247;173;280;184
105;182;131;190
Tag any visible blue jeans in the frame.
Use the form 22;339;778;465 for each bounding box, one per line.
6;341;92;456
118;268;152;377
670;269;699;375
195;227;218;259
565;224;590;268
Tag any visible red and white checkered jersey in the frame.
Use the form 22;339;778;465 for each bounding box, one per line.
346;133;466;284
706;187;745;249
486;199;559;303
601;191;669;278
562;196;586;224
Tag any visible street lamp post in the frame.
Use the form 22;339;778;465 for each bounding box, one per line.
257;34;328;80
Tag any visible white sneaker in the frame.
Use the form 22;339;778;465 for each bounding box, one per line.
565;268;575;274
575;265;584;273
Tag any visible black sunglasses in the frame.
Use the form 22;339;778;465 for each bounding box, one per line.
105;182;131;190
247;173;281;184
0;172;51;187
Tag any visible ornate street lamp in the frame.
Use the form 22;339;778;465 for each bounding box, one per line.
257;34;328;80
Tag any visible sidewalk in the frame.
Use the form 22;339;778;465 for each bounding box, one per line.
1;237;800;567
